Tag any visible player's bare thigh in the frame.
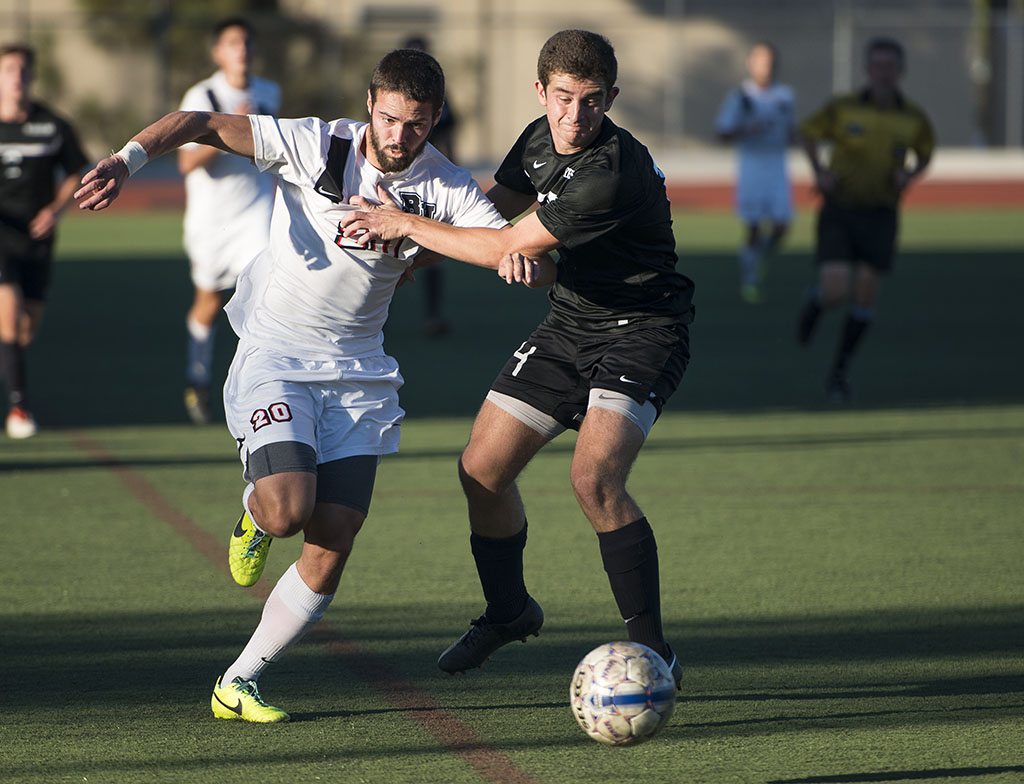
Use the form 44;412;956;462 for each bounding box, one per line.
461;398;550;492
460;399;550;537
819;260;881;308
0;283;23;341
249;470;317;538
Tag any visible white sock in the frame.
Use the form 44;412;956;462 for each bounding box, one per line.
186;315;212;342
241;483;267;535
186;316;216;386
221;562;334;685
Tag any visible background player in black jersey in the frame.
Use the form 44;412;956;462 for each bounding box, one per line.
341;29;694;688
0;44;88;439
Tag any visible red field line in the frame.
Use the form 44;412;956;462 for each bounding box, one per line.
109;177;1024;212
63;428;541;784
664;179;1024;209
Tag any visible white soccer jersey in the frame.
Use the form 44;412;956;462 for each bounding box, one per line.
225;115;508;361
715;80;795;222
179;72;281;289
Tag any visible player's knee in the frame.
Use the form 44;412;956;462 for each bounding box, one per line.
570;464;618;515
458;452;507;497
315;509;365;556
820;282;847;308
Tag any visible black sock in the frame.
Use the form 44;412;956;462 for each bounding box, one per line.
0;341;26;408
598;517;666;658
833;313;871;375
471;521;529;623
797;292;823;345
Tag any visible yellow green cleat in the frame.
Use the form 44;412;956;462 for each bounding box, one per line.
228;511;271;587
211;677;289;723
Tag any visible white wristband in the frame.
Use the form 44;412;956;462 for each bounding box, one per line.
114;141;149;176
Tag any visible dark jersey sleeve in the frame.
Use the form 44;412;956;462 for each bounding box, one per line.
57;117;88;175
493;128;536;195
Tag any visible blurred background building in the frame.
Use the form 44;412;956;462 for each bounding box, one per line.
2;0;1023;166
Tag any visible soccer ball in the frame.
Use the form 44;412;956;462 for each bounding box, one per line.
569;641;676;745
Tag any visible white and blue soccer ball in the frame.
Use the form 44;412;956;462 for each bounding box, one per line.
570;641;676;745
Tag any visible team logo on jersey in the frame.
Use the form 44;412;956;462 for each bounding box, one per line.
23;122;56;137
333;228;406;258
398;191;436;218
563;167;575;180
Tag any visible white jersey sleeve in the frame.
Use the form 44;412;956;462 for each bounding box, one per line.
443;169;509;230
249;115;328;187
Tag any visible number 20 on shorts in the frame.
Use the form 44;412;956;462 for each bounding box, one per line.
250;402;293;432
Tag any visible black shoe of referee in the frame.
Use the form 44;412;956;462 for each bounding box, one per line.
826;370;853;403
438;597;544;674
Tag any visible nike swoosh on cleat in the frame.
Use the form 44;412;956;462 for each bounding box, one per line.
233;516;246;538
213;691;243;716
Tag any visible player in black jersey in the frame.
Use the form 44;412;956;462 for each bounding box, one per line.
0;44;88;438
340;29;693;687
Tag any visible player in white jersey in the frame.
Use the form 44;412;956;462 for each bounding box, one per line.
715;42;795;303
179;17;281;425
76;48;533;723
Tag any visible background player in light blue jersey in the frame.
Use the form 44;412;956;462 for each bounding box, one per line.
715;42;795;303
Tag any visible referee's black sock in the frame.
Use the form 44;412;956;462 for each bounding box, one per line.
471;521;529;624
832;308;873;375
598;517;666;659
797;286;824;346
0;341;27;408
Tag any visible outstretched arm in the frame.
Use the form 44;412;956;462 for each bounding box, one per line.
340;183;560;268
76;111;255;211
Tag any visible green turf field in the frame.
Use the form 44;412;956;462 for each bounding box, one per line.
2;209;1022;783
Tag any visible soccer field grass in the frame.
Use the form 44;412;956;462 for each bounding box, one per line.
2;209;1022;783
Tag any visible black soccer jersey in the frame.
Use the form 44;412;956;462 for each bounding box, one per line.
0;102;87;233
495;116;694;333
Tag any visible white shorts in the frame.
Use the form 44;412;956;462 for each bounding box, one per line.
224;343;405;473
185;210;272;292
736;178;792;224
735;157;792;224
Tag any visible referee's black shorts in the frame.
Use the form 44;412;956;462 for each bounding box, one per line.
489;319;690;432
815;201;898;272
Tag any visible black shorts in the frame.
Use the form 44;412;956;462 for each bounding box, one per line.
489;320;690;432
815;201;898;272
0;228;54;301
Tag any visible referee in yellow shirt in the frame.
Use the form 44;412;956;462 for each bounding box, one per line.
796;37;935;401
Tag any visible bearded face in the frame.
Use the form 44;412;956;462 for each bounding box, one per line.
365;90;439;174
368;121;429;173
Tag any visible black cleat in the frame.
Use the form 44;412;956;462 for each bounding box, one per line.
664;646;683;691
826;370;853;403
438;597;544;674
